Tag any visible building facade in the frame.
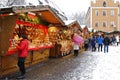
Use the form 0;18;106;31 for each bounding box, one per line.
86;0;120;32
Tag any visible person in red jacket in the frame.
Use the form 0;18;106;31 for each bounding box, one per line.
16;35;28;79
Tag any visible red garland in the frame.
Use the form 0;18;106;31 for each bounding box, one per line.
16;20;47;29
16;20;48;34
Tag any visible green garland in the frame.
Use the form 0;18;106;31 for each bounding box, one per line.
19;13;48;26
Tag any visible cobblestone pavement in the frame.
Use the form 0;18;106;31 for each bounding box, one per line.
2;45;120;80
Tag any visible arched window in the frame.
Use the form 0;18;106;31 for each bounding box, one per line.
103;1;106;7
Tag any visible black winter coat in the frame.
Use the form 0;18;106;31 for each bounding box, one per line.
103;37;110;45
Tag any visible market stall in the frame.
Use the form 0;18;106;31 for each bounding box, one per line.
48;26;61;58
0;13;55;76
64;20;84;52
58;30;73;56
48;26;73;58
0;4;69;77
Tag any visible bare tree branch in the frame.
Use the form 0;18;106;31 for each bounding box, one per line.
69;11;86;25
7;0;17;6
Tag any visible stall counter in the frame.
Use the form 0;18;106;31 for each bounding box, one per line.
7;45;54;55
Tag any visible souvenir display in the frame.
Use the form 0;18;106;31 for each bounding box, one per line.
8;19;53;52
9;24;53;49
48;27;58;43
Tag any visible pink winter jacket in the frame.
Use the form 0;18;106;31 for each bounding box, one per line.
17;39;28;57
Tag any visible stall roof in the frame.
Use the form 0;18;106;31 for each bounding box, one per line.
88;28;92;32
81;25;86;29
64;20;82;31
36;5;66;26
64;20;76;26
81;25;92;32
0;5;66;26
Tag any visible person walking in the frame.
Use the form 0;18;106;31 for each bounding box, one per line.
84;38;89;51
103;35;110;53
91;36;97;51
73;33;81;56
112;35;116;46
16;35;29;79
116;35;119;46
73;42;79;56
97;35;103;52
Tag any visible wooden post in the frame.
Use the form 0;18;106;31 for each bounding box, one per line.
0;56;2;78
0;15;17;56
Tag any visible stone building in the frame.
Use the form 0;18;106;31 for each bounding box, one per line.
86;0;120;33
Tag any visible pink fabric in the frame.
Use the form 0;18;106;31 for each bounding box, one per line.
73;35;83;44
17;39;28;57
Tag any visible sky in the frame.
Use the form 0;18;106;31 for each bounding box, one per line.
26;0;90;16
51;0;90;16
26;0;120;16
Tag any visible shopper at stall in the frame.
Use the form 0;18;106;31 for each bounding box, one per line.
16;35;28;79
103;34;110;53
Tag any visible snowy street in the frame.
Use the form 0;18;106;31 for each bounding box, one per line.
3;45;120;80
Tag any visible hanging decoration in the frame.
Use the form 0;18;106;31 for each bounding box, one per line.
16;20;48;35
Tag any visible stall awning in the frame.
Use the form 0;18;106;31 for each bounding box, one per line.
12;5;65;26
37;10;62;25
36;6;65;26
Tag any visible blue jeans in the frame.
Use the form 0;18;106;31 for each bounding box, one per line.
104;45;109;53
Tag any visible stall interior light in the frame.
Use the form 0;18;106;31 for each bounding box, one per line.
20;13;25;16
39;13;42;16
0;13;14;17
9;13;14;15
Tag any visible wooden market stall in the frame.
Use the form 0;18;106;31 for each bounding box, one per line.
82;26;90;39
58;20;84;56
0;5;66;77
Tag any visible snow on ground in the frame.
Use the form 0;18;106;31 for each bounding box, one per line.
92;45;120;80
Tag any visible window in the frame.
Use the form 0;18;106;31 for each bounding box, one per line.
103;22;106;27
103;11;106;16
95;10;99;16
110;21;114;27
103;1;106;7
95;22;98;27
110;10;114;16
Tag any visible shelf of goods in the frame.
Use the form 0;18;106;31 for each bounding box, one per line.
59;40;73;56
7;20;54;55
